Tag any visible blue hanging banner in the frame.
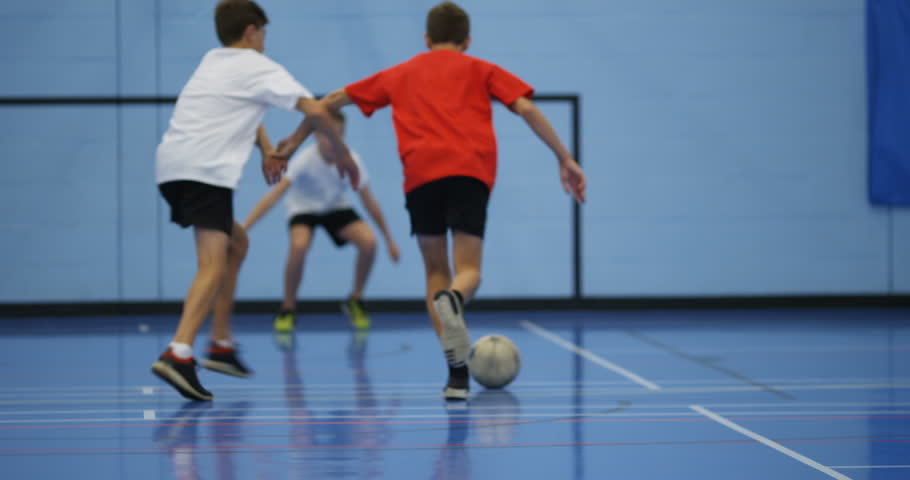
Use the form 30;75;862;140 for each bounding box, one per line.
868;0;910;205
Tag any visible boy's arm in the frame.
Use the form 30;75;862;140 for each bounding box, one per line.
242;177;291;231
257;125;284;186
510;96;587;203
321;88;355;111
275;90;355;154
273;96;360;189
358;186;400;263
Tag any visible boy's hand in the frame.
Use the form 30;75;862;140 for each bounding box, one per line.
559;158;587;203
261;149;286;185
274;136;300;160
387;240;401;263
335;152;361;190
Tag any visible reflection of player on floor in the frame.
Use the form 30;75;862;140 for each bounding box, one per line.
276;330;396;478
276;1;586;400
244;111;400;331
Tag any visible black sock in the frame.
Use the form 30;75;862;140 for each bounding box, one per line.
452;290;465;308
449;364;469;379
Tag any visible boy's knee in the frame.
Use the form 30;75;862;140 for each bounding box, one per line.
359;233;377;255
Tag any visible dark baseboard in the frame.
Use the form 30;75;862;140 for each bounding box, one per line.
0;295;908;317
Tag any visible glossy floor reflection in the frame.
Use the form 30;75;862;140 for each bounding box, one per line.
0;308;908;479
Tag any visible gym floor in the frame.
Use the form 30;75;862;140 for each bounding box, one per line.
0;307;907;479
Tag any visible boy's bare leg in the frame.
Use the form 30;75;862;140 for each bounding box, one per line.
417;234;452;337
339;220;377;299
449;231;483;303
282;225;314;312
202;221;254;378
172;227;230;345
210;222;249;343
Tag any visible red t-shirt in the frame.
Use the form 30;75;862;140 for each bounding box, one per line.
345;50;534;193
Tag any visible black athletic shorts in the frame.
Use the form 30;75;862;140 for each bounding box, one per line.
289;208;361;247
158;180;233;235
405;176;490;238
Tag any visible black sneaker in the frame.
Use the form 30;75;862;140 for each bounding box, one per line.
202;342;253;378
151;351;213;402
443;365;470;400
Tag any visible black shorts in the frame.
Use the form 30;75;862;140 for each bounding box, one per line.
159;180;233;235
405;176;490;238
289;208;361;247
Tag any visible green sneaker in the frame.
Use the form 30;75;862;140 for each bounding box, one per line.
273;311;295;332
341;297;370;329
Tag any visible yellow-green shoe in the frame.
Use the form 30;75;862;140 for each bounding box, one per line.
273;311;295;332
341;297;370;330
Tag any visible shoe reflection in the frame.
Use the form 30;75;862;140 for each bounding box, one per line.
153;402;212;480
211;400;252;480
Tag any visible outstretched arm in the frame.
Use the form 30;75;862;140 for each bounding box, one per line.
358;186;400;263
510;96;587;203
242;177;292;231
274;96;360;189
257;125;286;185
321;88;355;111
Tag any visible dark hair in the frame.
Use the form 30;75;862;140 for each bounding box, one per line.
214;0;269;46
330;110;346;125
426;2;470;45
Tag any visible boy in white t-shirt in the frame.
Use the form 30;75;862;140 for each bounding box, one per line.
152;0;360;402
243;111;400;331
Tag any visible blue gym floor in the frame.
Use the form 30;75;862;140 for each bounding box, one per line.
0;308;907;479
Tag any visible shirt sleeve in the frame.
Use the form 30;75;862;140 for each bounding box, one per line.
345;70;391;117
250;60;313;111
487;64;534;107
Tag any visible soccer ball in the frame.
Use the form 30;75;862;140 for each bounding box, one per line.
468;334;521;389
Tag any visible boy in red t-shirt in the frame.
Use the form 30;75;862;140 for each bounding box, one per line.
276;1;585;399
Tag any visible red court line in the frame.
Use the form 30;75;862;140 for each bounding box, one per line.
1;437;909;455
1;414;908;430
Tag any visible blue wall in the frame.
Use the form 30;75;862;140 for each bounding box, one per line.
1;0;906;303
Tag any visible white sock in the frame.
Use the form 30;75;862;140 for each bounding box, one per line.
169;342;193;359
213;339;234;349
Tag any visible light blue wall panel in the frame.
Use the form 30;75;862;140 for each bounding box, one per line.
0;107;118;301
0;0;117;96
892;210;910;293
582;0;876;295
120;106;162;299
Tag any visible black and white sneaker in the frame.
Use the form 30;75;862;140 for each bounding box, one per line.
433;290;471;369
443;365;471;400
202;342;253;378
151;350;213;402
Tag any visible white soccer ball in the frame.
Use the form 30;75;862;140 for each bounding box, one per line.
468;334;521;389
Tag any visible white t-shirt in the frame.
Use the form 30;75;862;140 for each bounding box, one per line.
284;144;369;217
156;48;312;189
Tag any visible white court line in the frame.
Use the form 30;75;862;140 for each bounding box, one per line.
691;405;851;480
830;465;910;469
139;387;156;395
0;376;905;395
3;408;909;422
520;320;662;391
0;382;907;406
